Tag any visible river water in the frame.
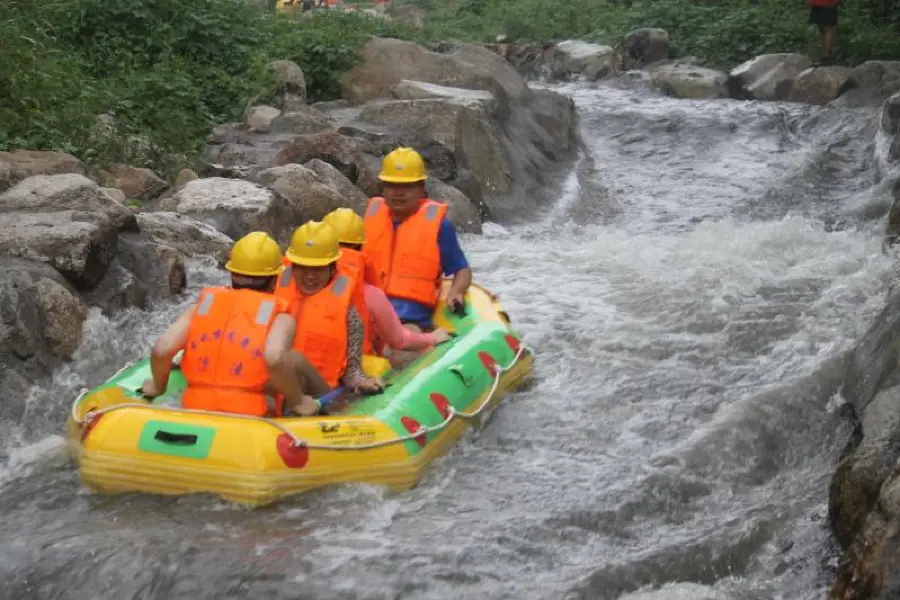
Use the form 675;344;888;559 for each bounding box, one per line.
1;79;897;600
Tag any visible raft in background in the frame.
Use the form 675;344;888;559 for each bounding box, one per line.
66;281;534;508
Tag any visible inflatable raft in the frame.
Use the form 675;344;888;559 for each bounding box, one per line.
67;281;534;507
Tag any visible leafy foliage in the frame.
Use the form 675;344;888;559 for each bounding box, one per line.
415;0;900;68
0;0;420;176
3;0;898;177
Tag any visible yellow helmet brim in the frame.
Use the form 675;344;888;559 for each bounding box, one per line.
224;262;283;277
284;249;342;267
378;174;427;183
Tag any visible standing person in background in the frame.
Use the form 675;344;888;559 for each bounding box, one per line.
808;0;839;66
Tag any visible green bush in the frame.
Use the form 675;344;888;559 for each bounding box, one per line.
3;0;898;178
0;0;420;177
415;0;900;68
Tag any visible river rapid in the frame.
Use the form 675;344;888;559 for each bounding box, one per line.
1;78;897;600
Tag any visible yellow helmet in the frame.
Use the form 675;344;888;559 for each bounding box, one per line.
323;208;365;244
225;231;283;277
285;221;342;266
379;147;427;183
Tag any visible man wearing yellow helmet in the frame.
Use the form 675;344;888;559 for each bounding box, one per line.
274;220;383;412
363;147;473;332
324;208;452;361
140;232;318;417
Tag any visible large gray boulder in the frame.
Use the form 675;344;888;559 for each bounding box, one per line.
161;177;292;241
0;258;86;424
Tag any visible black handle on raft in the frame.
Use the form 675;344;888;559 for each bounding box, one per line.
451;301;467;317
154;431;198;446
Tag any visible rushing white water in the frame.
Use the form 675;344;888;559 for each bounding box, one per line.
1;79;897;600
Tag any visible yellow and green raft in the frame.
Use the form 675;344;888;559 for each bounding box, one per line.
66;281;534;508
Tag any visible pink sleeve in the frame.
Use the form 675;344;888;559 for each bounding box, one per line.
364;284;436;351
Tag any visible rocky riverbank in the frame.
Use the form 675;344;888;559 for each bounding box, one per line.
491;28;900;600
0;35;577;426
2;26;899;598
485;28;900;108
826;93;900;599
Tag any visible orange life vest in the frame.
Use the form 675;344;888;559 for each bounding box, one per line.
275;266;355;387
180;287;290;416
363;197;447;308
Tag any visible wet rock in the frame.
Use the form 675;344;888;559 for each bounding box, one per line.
275;131;379;196
830;385;900;547
312;99;350;112
135;212;233;261
877;95;900;191
245;105;282;133
393;80;498;114
162;177;292;241
531;89;578;157
336;125;458;182
727;53;812;101
96;164;168;201
883;93;900;137
267;60;306;111
787;66;853;105
650;63;728;99
0;258;86;423
840;291;900;417
0;173;135;230
452;42;533;107
0;174;138;289
256;163;366;225
884;180;900;248
584;53;619;82
203;36;576;229
174;168;199;189
483;42;553;80
85;233;186;313
34;274;87;358
302;159;370;212
0;212;119;290
832;516;900;600
619;28;670;70
205;106;333;176
102;187;126;203
425;178;481;234
358;98;510;194
446;167;490;222
339;37;531;110
552;40;618;81
0;150;86;193
828;289;900;599
835;61;900;108
269;106;333;134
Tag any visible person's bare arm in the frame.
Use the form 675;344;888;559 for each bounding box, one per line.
264;313;309;412
147;305;194;395
447;266;472;309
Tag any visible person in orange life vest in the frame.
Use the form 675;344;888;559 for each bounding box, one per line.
140;232;320;417
274;220;384;413
324;208;452;357
363;147;472;333
808;0;839;66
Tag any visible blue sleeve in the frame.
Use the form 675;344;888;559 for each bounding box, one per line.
437;218;469;276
